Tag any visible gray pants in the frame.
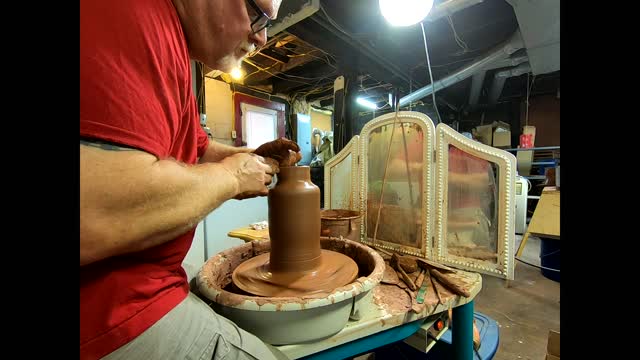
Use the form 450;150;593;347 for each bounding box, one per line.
103;292;287;360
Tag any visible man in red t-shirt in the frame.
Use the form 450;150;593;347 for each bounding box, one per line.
80;0;295;359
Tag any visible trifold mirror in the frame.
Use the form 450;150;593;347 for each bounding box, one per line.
325;111;517;280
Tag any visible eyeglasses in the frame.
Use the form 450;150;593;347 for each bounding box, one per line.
245;0;273;34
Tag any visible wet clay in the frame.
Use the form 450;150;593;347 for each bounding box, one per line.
232;249;358;297
253;138;301;167
233;166;359;297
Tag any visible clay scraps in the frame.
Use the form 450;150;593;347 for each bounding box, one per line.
374;247;472;314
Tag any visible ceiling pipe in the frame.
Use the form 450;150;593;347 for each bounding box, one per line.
426;0;486;22
468;54;529;107
488;62;531;104
399;31;524;107
468;71;487;107
483;54;529;71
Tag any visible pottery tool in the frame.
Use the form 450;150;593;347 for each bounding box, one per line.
390;253;418;273
388;258;417;291
428;269;443;305
372;246;393;260
415;257;455;273
429;269;471;298
415;270;428;304
396;266;417;291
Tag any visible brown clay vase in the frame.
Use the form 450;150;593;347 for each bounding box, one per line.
268;166;321;272
232;166;359;297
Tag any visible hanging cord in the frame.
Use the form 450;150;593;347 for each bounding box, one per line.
400;122;415;210
408;76;413;112
372;101;401;246
420;22;442;124
446;15;470;53
525;73;536;126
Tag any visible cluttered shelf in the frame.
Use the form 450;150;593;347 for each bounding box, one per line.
508;146;560;183
502;146;560;152
469;123;559;181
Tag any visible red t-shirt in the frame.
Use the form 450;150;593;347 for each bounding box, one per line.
80;0;209;358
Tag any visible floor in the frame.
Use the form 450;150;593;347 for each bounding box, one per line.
473;235;560;360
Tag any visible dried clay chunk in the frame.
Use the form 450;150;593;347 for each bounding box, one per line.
390;253;418;273
381;262;400;285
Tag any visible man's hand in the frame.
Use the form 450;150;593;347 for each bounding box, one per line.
262;157;280;174
220;153;275;200
253;138;302;167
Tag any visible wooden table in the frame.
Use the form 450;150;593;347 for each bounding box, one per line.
516;186;560;258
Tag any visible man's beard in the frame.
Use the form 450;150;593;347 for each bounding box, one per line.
217;53;243;73
215;41;256;73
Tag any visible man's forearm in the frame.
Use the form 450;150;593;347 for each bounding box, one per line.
199;139;252;163
80;146;239;266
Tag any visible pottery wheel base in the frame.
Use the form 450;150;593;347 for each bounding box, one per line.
232;249;359;297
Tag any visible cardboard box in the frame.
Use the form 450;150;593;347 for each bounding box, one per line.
492;128;511;148
472;124;493;146
546;330;560;360
472;121;511;148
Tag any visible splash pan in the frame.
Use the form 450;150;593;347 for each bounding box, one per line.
196;237;384;345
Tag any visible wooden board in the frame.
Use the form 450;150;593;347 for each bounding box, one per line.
227;227;270;242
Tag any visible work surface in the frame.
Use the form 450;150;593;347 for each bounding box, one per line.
226;226;483;359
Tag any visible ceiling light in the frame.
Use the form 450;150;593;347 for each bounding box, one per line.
379;0;434;27
356;97;378;110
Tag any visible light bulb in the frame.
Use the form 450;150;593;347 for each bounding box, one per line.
379;0;434;27
230;67;244;80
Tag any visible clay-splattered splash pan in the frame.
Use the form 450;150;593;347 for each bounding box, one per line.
196;237;384;345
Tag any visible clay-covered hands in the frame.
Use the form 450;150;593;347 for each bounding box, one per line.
220;138;301;200
253;138;302;171
220;152;275;200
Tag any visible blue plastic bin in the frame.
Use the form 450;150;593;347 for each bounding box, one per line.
540;237;560;282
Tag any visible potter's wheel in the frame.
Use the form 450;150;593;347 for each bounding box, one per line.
232;249;359;297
